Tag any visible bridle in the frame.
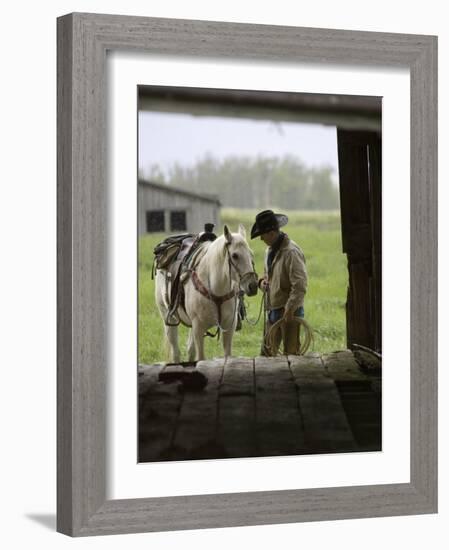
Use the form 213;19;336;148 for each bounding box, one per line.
224;242;257;291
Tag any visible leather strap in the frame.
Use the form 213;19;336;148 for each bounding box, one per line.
190;270;237;325
191;270;237;305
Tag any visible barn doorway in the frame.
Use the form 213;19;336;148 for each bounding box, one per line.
137;87;382;462
138;86;381;358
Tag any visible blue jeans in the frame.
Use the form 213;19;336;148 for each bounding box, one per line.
268;306;304;324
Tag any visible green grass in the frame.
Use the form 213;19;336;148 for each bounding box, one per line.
138;209;347;364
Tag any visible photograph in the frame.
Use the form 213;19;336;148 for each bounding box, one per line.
137;85;382;462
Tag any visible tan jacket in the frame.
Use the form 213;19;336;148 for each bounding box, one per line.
264;235;307;312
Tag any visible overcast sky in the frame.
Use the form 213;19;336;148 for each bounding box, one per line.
138;112;338;180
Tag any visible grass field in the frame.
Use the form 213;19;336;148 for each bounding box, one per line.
138;209;347;364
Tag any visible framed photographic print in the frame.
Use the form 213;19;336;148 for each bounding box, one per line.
57;13;437;536
136;84;382;464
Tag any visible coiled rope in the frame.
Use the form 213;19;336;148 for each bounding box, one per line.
264;316;314;356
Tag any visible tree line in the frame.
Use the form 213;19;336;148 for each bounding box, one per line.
141;154;340;210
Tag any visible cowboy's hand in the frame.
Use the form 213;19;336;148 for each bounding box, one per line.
259;277;269;291
283;308;294;322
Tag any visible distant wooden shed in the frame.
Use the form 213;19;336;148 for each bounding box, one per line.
138;179;221;235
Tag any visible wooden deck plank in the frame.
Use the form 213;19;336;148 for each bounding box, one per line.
289;355;357;452
138;363;165;396
138;363;184;462
336;388;382;451
219;356;255;396
138;353;381;461
287;355;325;380
254;356;305;456
172;359;225;459
217;396;255;458
218;358;256;457
322;350;370;381
323;351;381;450
353;349;382;372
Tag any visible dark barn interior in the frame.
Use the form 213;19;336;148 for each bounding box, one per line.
138;86;382;461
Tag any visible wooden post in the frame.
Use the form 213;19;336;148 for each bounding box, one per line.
337;129;382;352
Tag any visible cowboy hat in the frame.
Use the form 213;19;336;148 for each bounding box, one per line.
250;209;288;239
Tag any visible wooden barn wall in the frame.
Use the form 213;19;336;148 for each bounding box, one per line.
337;129;382;353
138;185;219;235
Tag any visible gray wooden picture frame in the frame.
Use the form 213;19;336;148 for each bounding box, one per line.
57;12;438;537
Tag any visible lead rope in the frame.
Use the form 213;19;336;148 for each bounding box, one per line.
243;291;265;326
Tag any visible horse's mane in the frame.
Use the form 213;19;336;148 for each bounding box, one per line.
206;234;227;261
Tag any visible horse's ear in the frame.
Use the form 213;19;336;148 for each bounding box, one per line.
238;224;247;239
224;224;232;244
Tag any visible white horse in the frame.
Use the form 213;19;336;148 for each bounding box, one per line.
155;224;258;362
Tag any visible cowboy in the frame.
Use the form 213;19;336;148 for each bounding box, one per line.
251;210;308;355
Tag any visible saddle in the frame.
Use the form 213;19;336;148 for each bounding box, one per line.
152;233;194;273
153;225;217;325
166;237;196;314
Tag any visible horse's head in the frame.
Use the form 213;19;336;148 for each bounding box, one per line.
223;224;258;296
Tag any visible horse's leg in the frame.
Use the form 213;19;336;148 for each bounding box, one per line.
222;328;234;361
187;329;196;362
165;324;181;363
191;320;205;362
